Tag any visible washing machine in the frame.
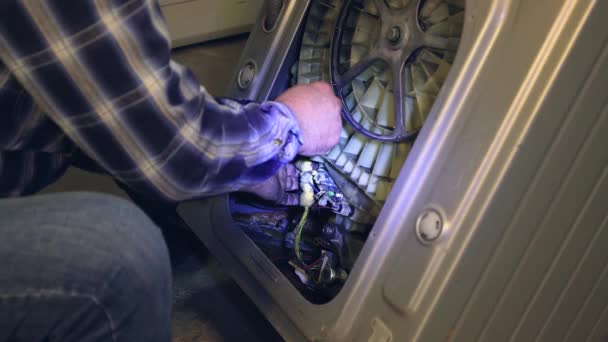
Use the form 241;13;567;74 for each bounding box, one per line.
177;0;608;341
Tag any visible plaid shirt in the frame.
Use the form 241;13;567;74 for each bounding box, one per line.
0;0;302;201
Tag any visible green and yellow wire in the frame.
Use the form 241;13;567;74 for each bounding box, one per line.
294;206;310;263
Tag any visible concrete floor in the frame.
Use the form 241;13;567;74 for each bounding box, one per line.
44;34;283;342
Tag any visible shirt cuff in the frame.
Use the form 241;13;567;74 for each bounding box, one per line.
261;100;303;162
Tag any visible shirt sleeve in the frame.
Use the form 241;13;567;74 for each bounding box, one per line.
0;0;302;201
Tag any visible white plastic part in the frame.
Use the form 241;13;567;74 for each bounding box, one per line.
373;144;394;177
366;175;379;195
419;49;444;64
344;133;367;155
428;3;450;24
360;80;384;110
300;185;315;207
358;141;381;169
358;172;370;187
376;90;394;128
420;0;442;17
297;160;315;206
351;166;363;181
352;107;364;123
343;159;356;173
327;145;343;161
336;153;349;167
299;161;313;172
345;91;357;110
340;127;351;142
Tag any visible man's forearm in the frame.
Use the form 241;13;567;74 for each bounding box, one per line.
0;0;302;201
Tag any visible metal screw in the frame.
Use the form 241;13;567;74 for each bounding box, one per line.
387;26;401;43
237;61;256;90
416;209;443;244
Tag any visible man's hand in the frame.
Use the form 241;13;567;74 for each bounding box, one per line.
241;164;300;205
241;82;342;205
277;82;342;156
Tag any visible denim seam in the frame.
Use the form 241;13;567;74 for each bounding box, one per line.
0;289;117;342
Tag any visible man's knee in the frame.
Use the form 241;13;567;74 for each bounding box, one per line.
0;192;172;340
0;191;171;306
47;192;172;296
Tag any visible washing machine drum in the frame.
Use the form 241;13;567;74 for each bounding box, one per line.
294;0;465;231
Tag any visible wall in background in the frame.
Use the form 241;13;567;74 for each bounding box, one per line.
159;0;262;48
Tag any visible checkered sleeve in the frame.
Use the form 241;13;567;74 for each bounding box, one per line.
0;0;302;201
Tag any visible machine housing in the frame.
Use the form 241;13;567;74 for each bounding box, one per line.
178;0;608;341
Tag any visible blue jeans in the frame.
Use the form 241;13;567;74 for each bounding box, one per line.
0;192;172;341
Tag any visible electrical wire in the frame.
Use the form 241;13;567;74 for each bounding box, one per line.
293;206;310;263
303;256;322;270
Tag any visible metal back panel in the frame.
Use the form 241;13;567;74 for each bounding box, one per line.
178;0;608;340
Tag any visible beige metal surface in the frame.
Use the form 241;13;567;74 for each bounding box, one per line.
342;0;608;340
179;0;608;340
